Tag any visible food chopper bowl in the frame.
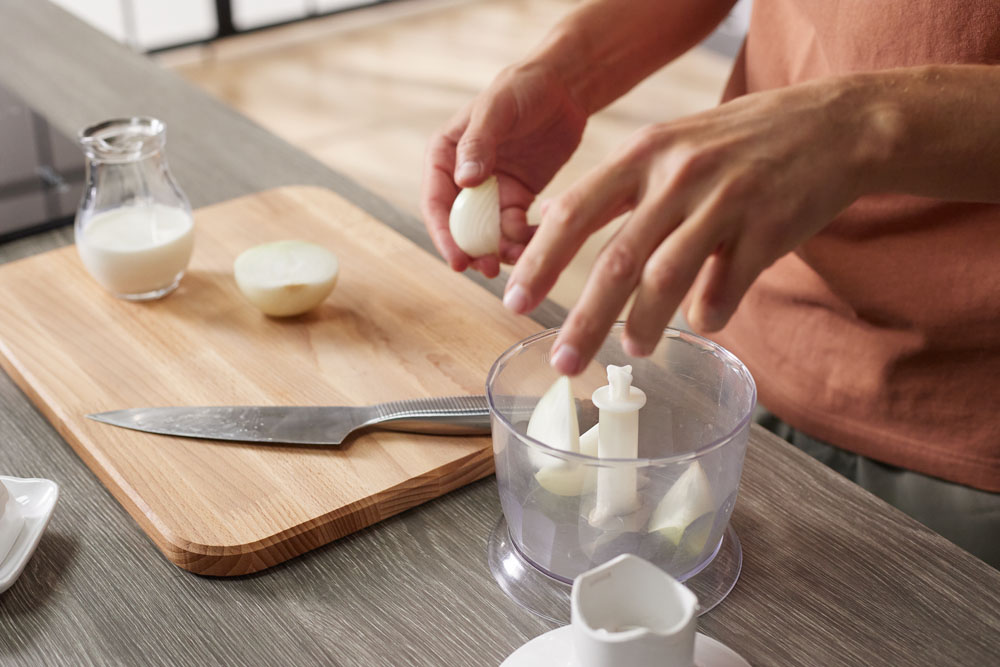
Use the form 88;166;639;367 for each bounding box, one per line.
486;324;756;620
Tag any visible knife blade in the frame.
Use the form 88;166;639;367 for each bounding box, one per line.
87;396;493;446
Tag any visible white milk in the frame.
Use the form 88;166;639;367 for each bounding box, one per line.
77;204;194;297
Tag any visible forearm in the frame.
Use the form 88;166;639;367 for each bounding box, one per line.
849;65;1000;203
523;0;737;114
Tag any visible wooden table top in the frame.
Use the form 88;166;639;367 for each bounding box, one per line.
1;3;998;666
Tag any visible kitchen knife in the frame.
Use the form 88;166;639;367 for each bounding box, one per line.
87;396;493;446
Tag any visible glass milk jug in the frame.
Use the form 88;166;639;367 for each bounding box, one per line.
75;117;194;300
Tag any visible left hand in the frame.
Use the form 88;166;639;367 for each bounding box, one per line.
420;62;589;278
501;76;884;375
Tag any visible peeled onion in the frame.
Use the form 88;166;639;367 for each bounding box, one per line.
234;240;339;317
526;376;580;458
648;461;716;549
449;176;500;257
534;425;599;496
527;376;593;496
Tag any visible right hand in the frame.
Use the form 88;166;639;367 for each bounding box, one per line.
420;62;589;277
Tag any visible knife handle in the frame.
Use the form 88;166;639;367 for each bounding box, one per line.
367;396;492;436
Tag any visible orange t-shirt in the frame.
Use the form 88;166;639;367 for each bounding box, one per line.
705;0;1000;491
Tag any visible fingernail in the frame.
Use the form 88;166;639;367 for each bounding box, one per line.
503;283;529;313
550;344;580;375
455;161;482;184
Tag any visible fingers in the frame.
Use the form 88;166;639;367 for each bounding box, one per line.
686;231;767;332
497;177;537;264
455;90;516;188
421;131;470;272
500;204;535;246
423;107;530;274
503;157;639;316
498;210;532;265
548;195;682;375
622;194;730;356
548;180;773;371
470;255;501;278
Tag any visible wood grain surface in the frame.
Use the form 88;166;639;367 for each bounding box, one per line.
0;186;540;575
1;3;999;667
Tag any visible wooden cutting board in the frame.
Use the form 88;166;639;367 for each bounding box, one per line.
0;186;541;575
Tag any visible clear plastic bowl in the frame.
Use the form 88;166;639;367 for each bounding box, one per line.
487;324;756;589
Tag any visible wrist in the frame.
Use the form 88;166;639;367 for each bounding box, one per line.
835;72;908;197
520;0;737;115
521;16;606;115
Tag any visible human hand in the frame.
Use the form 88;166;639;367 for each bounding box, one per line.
501;77;883;374
420;62;588;278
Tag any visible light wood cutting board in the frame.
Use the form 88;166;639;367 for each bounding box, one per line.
0;186;541;575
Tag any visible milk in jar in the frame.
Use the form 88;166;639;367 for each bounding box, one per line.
74;117;194;300
77;204;194;298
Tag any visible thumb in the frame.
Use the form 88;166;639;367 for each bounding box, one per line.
455;94;514;187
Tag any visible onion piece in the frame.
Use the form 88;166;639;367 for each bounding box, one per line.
526;376;580;459
648;461;716;550
528;376;591;496
234;240;339;317
534;425;599;496
449;176;500;257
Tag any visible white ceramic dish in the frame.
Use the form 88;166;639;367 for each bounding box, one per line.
0;476;59;594
501;626;751;667
0;485;24;564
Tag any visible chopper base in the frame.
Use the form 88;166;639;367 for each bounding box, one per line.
487;515;742;624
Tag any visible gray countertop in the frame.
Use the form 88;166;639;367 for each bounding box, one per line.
1;2;999;666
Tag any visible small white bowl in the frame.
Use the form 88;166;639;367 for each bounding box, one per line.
0;476;59;594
